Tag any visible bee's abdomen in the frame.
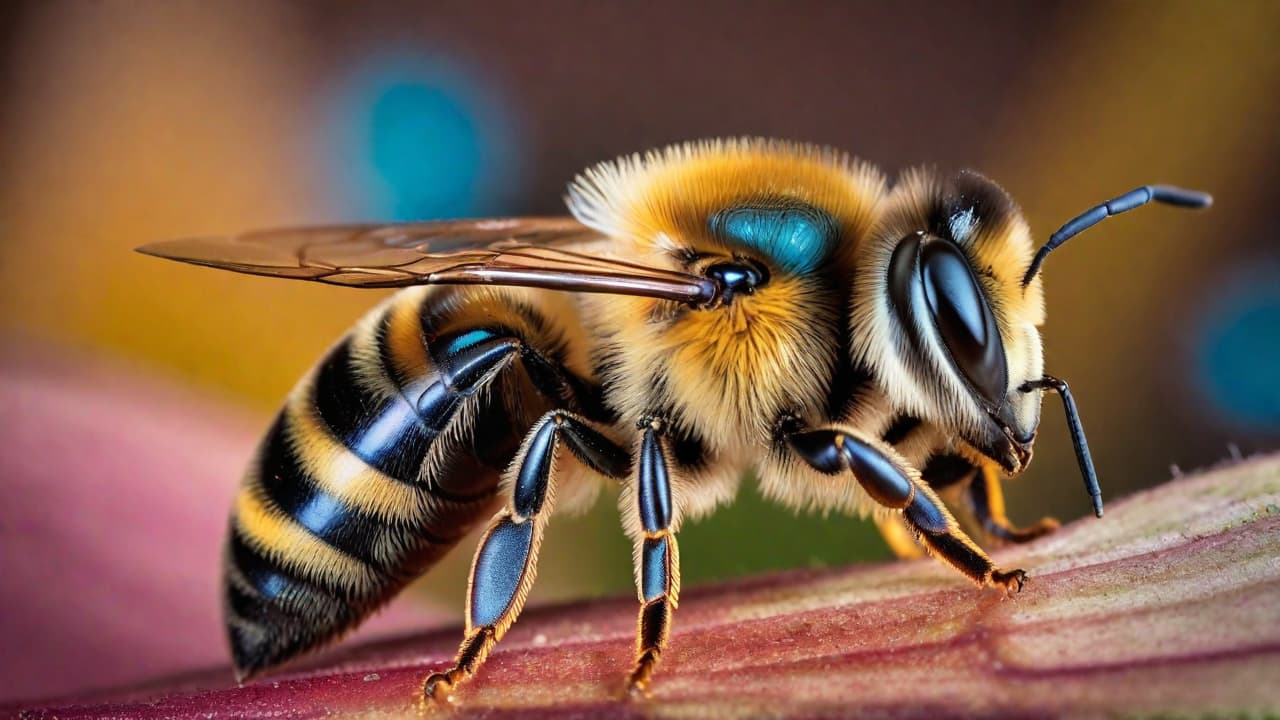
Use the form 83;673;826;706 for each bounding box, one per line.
224;289;543;679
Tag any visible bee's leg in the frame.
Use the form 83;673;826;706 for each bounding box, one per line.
422;410;630;702
874;513;926;559
968;462;1059;544
625;417;680;697
785;426;1027;594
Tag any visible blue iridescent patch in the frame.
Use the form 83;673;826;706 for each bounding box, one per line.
708;201;837;274
441;328;497;356
642;535;669;601
471;518;533;627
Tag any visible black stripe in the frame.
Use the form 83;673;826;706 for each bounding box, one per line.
826;322;875;421
669;420;708;472
255;415;432;570
224;565;347;628
882;415;922;445
227;523;364;603
375;310;412;391
313;340;436;485
223;537;359;678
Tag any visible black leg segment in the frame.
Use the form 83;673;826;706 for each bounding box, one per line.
423;410;629;702
513;412;630;519
627;418;681;697
906;481;1026;592
787;428;915;508
638;424;673;532
782;421;1028;594
469;518;534;628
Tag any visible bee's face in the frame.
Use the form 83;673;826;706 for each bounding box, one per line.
854;170;1047;474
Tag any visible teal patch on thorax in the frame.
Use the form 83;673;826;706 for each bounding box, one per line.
442;328;497;356
708;201;837;274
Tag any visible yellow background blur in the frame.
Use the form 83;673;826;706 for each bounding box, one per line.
3;1;1278;605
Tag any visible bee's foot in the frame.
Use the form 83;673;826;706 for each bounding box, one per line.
626;681;651;700
985;516;1061;545
422;671;458;704
991;567;1028;595
624;652;659;700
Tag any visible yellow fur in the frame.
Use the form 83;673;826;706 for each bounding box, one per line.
575;140;893;533
569;138;885;264
234;485;381;592
283;390;424;522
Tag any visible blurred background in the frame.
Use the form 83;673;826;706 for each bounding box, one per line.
2;0;1277;703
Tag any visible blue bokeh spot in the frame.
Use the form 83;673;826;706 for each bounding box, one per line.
327;55;519;222
1197;266;1280;429
369;83;482;220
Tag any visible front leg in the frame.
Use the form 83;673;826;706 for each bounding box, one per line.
968;462;1059;545
625;416;681;697
785;425;1026;593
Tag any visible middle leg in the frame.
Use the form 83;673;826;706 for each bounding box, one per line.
422;409;630;701
625;416;681;697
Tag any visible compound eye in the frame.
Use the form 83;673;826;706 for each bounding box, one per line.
920;241;1008;406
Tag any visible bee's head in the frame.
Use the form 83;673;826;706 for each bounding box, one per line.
854;170;1045;476
854;169;1210;517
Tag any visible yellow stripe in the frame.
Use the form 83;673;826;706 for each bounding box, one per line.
348;304;404;403
233;487;380;591
382;290;432;387
283;388;426;522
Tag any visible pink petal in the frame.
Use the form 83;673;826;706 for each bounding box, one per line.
0;345;449;703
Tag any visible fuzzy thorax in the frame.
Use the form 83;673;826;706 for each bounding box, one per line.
571;138;887;447
567;138;885;267
589;276;840;450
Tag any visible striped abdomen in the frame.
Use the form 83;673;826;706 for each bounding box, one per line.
224;287;575;678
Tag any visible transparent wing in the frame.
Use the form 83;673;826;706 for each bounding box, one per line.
137;217;715;303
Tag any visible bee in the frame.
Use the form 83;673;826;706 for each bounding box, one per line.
138;138;1211;701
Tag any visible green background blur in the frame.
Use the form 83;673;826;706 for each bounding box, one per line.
2;1;1278;606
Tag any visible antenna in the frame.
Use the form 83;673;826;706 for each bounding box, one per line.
1022;185;1212;287
1021;375;1104;518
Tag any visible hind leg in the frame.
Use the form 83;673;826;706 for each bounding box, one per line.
423;410;630;702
